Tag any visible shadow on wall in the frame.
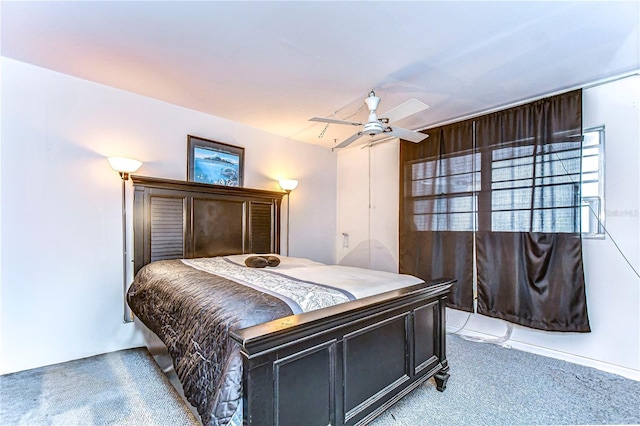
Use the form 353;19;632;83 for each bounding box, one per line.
338;240;397;273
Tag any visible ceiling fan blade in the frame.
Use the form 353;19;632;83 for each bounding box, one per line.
334;132;364;149
380;99;429;123
385;126;429;143
309;117;362;126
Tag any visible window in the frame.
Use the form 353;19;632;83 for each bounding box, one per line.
407;93;594;236
489;139;582;233
581;126;605;237
409;133;595;235
410;150;480;232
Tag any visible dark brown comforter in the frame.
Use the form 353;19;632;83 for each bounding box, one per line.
127;259;294;426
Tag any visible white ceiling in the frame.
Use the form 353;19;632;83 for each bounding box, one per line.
2;1;639;149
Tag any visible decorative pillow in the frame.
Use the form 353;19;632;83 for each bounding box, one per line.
264;256;280;267
244;256;268;268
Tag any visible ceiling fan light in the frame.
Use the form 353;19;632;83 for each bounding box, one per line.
365;94;380;112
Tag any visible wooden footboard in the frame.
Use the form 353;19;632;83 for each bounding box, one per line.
231;278;454;426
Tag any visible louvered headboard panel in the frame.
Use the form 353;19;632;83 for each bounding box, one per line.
150;197;185;262
132;176;284;275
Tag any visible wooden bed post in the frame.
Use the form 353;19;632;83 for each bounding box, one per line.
433;292;450;392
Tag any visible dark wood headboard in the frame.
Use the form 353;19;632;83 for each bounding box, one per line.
131;175;284;275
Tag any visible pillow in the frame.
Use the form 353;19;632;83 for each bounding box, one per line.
244;255;280;268
244;256;268;268
264;255;280;267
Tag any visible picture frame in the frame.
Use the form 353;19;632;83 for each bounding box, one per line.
187;135;244;187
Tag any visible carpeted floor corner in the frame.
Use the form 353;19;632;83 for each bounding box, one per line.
0;348;199;426
370;334;640;426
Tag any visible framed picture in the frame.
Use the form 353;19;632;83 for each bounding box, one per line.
187;135;244;186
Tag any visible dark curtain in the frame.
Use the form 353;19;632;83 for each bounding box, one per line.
476;232;588;331
399;90;590;331
475;90;590;332
400;121;475;311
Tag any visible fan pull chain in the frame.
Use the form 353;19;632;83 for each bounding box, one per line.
318;122;330;139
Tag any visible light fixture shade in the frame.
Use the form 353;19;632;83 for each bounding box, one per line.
279;179;299;191
108;157;143;174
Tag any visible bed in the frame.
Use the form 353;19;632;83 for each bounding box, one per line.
128;176;454;426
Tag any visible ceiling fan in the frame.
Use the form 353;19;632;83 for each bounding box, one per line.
310;91;430;149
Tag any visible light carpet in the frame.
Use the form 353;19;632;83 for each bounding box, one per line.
1;336;639;425
0;348;199;425
370;334;640;425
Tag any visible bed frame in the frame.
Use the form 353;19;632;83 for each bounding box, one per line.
131;175;453;426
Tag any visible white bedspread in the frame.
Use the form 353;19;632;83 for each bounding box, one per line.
223;254;424;300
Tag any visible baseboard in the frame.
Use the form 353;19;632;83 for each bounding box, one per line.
446;326;640;381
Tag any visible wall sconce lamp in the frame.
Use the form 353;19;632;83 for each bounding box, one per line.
278;179;298;256
108;157;143;323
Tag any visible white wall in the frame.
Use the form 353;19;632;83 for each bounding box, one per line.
0;58;337;374
337;76;640;380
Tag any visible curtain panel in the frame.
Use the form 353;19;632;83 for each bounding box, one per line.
399;121;475;312
400;90;590;332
